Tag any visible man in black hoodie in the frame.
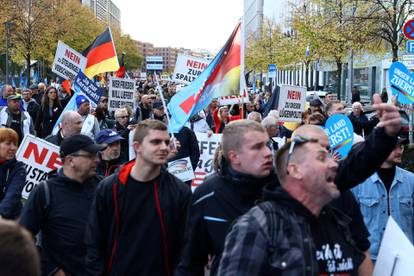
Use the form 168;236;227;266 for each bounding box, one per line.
95;129;125;177
20;134;104;276
85;119;191;276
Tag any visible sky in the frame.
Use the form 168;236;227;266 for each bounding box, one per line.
113;0;243;53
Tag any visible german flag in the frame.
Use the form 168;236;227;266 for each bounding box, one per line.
83;28;119;79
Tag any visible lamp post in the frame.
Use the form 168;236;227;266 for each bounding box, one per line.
4;20;13;84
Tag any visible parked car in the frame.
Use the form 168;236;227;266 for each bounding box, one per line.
306;91;328;102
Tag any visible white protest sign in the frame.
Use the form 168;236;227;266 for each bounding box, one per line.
108;77;136;112
373;217;414;276
16;135;62;199
52;41;87;81
172;53;210;85
277;85;306;122
191;132;222;191
218;94;250;106
168;157;195;182
129;129;135;161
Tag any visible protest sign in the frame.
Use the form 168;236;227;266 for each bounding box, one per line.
108;77;136;112
73;71;102;106
324;114;354;159
168;157;195;182
218;94;250;106
373;217;414;276
192;132;222;191
389;61;414;104
16;135;62;199
129;129;136;161
277;85;306;122
52;41;87;81
172;54;210;85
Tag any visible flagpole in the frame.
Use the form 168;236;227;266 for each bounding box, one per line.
153;74;177;147
240;17;246;119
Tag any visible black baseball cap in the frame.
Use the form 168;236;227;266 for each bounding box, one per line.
397;136;409;145
60;134;104;158
153;100;164;109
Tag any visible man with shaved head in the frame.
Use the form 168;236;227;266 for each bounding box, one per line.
218;94;402;275
45;111;83;146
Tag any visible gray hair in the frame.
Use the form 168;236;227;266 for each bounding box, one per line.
261;116;278;128
247;111;262;122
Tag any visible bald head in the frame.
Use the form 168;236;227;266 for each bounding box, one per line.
2;85;14;98
292;124;328;142
61;111;83;137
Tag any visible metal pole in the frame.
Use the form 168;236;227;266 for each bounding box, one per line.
347;48;354;105
409;104;413;144
5;21;11;85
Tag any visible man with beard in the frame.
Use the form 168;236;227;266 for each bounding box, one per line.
20;134;104;276
95;129;125;177
177;95;401;276
85;119;191;276
0;95;35;144
134;94;154;122
352;137;414;262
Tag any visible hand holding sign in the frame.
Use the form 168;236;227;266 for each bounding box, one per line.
372;94;401;136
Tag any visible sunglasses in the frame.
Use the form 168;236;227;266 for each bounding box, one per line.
118;115;128;119
286;135;319;174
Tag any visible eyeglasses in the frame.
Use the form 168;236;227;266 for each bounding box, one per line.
118;116;128;119
69;153;97;159
286;136;319;174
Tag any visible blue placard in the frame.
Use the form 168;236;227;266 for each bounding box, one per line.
407;41;414;54
268;64;276;72
324;114;354;159
389;62;414;104
73;71;102;105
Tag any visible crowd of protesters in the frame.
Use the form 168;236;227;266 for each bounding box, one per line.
0;76;412;276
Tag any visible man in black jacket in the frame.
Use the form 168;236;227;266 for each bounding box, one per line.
176;95;401;276
19;134;104;276
85;119;191;276
95;129;125;177
45;111;83;146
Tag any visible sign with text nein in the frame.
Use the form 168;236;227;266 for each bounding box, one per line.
52;41;87;81
173;53;210;85
277;85;306;123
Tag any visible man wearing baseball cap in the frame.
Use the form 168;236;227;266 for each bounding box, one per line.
77;94;100;139
20;134;104;276
0;94;35;144
352;136;414;262
95;129;125;177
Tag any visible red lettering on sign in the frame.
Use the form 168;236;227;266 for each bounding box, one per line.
46;152;63;170
186;59;208;70
65;49;80;65
23;142;48;164
22;142;62;170
287;90;301;100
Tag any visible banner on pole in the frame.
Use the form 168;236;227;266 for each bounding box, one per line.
73;71;102;106
108;77;136;112
277;85;306;123
16;135;62;199
172;54;210;85
52;41;87;81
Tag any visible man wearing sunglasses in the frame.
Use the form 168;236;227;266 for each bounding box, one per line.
219;94;401;275
20;134;104;276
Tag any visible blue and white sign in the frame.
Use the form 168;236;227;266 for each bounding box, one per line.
73;71;102;106
389;62;414;104
324;114;354;159
269;64;276;72
407;41;414;54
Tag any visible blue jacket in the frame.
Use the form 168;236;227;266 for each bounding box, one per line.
352;166;414;260
0;158;26;219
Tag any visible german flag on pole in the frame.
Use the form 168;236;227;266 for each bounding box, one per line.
83;28;119;79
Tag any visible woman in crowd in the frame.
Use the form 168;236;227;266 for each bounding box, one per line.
35;87;63;138
0;128;26;219
349;102;368;123
213;105;243;133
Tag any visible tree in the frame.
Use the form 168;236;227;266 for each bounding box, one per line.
112;31;143;71
366;0;414;62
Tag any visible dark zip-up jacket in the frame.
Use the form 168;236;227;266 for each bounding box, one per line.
175;159;276;276
19;170;101;275
0;158;26;219
85;160;192;276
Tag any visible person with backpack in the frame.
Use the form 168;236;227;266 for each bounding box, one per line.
19;134;103;276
